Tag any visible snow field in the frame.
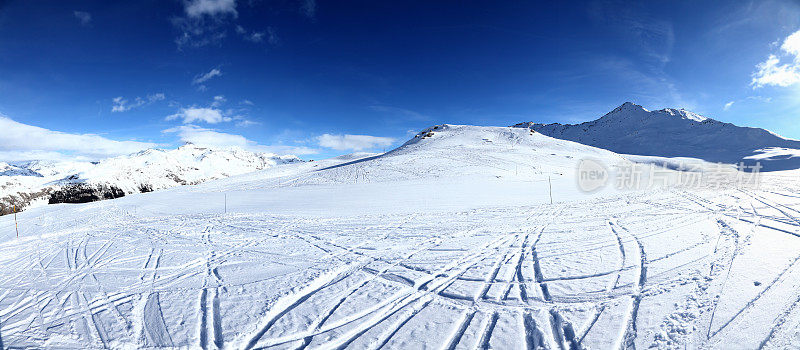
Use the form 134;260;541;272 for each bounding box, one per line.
0;125;799;349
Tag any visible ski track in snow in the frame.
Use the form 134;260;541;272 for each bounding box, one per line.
1;179;800;348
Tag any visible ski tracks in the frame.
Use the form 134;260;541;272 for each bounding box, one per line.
198;225;225;349
608;220;647;350
238;260;370;350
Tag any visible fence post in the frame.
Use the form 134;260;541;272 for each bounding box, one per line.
14;204;19;238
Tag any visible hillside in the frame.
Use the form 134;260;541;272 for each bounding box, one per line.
200;124;628;192
1;124;799;349
513;102;800;171
0;144;300;214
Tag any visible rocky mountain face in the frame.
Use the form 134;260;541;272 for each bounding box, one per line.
0;144;301;214
513;102;800;171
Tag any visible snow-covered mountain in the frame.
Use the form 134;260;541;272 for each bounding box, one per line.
513;102;800;171
0;144;300;214
0;162;44;177
197;124;630;193
3;124;800;349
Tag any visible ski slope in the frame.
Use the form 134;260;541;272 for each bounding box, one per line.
1;125;799;349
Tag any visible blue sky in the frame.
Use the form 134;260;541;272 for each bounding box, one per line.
0;0;799;161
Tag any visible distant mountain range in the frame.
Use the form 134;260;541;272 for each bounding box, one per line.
3;101;798;215
513;102;800;171
0;144;300;215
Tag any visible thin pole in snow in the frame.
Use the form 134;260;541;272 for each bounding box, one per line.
548;176;553;204
13;204;19;238
224;193;227;214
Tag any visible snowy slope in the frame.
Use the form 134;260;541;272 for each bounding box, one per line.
513;102;800;171
0;162;44;177
1;124;799;349
0;144;300;214
202;124;628;190
145;125;634;218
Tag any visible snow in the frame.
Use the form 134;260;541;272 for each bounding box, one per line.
0;144;300;213
0;124;799;349
658;108;708;122
746;147;800;169
514;102;800;171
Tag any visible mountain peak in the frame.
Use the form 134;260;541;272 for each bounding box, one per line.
601;103;714;123
512;102;800;169
178;142;204;150
595;102;651;123
656;108;709;122
620;101;640;107
610;102;649;113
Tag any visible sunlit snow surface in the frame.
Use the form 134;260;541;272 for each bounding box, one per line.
1;125;800;349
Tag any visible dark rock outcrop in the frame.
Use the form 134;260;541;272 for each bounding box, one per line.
48;184;126;204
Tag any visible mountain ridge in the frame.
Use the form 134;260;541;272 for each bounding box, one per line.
200;124;630;192
0;144;301;214
513;102;800;171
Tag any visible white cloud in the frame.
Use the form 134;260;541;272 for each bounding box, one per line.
111;93;165;112
164;125;318;155
184;0;237;18
73;11;91;26
166;96;257;125
111;97;128;112
235;120;259;127
752;55;800;88
167;107;231;124
752;29;800;88
211;95;226;107
247;32;264;42
173;19;228;48
783;30;800;56
192;68;222;85
747;95;773;103
267;27;279;45
723;101;734;111
0;115;157;161
173;0;303;48
317;134;394;151
173;1;236;49
164;125;247;148
236;26;278;45
301;0;316;19
587;3;674;66
0;150;94;162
